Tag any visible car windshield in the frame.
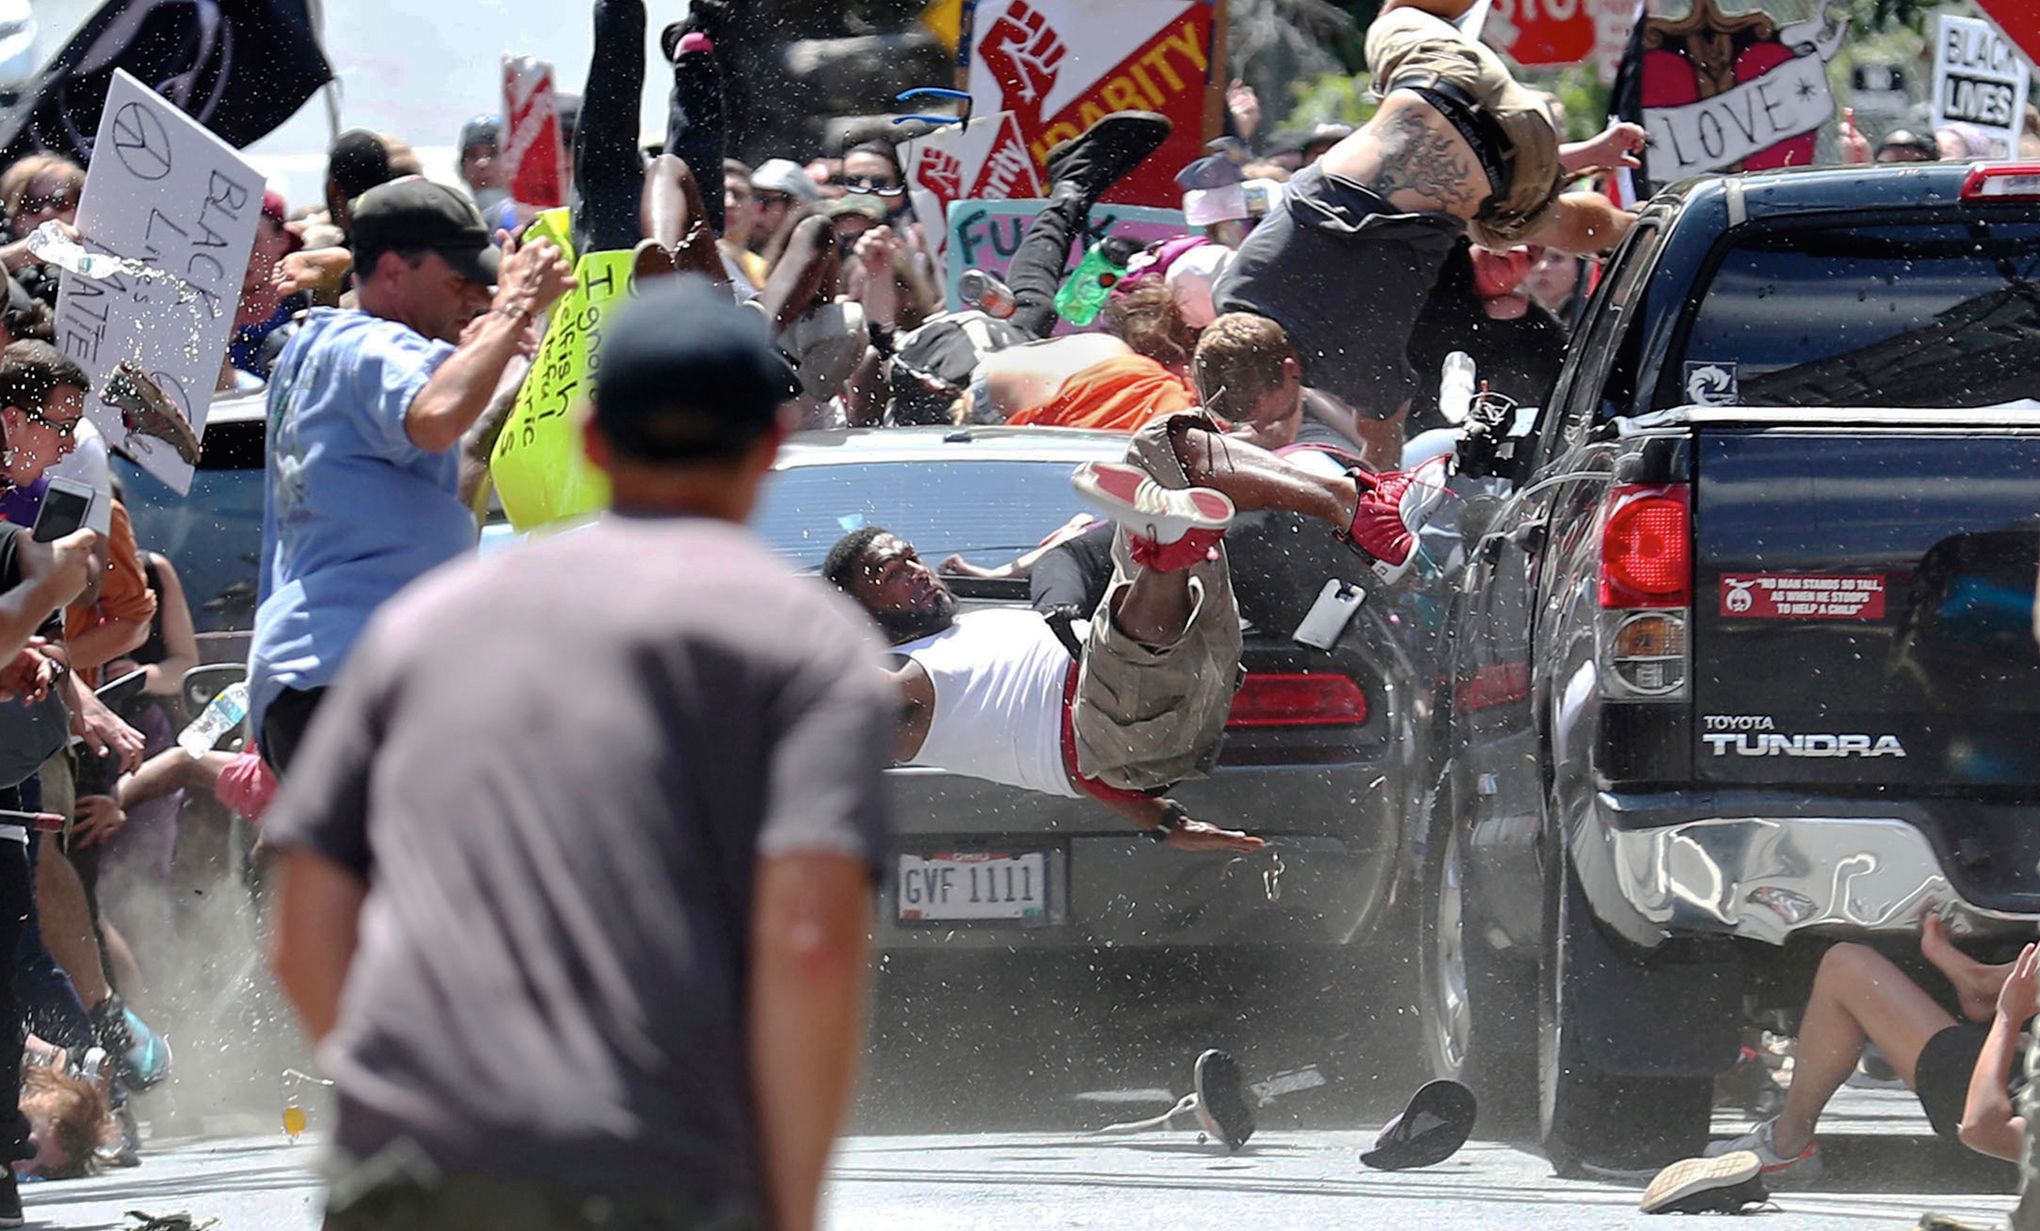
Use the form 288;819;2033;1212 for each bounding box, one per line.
756;459;1095;572
1676;219;2040;409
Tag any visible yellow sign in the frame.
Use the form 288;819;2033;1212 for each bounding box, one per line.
490;237;634;530
922;0;965;53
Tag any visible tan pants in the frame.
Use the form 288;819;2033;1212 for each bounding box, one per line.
1071;413;1245;793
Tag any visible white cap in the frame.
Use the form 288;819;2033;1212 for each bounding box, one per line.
753;158;820;201
1164;243;1233;329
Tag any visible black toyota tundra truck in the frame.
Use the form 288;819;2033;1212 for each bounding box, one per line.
1414;161;2040;1174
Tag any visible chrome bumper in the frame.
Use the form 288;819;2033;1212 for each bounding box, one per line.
1599;814;2040;946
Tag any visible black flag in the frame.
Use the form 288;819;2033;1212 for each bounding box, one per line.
0;0;332;165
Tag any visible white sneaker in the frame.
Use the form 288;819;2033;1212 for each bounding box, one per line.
1702;1117;1823;1188
1070;462;1234;546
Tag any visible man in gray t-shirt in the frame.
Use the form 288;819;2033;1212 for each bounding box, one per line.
267;278;891;1231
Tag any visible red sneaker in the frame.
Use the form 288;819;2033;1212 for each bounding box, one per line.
1071;462;1234;573
1339;457;1451;585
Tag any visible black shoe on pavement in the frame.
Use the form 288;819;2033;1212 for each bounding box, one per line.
0;1166;23;1228
1640;1151;1768;1215
661;0;730;59
1192;1049;1254;1151
1044;111;1172;200
1360;1079;1477;1171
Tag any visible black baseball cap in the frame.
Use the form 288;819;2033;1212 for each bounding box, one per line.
349;177;501;286
594;277;796;461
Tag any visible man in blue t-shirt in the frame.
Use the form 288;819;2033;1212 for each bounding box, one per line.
249;178;572;774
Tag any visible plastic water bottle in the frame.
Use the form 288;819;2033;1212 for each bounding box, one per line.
26;221;119;280
1054;236;1141;327
1439;351;1477;424
178;681;249;757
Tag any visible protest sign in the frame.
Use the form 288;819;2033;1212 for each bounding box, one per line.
904;111;1043;270
503;55;567;209
1932;15;2030;159
53;69;260;495
490;217;626;530
943;197;1187;327
1613;0;1849;192
1485;0;1595;66
964;0;1214;209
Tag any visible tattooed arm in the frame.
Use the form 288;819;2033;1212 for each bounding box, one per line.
1340;99;1486;218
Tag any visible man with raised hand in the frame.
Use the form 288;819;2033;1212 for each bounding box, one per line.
249;178;572;776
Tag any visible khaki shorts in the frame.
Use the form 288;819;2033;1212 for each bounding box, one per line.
1071;413;1245;793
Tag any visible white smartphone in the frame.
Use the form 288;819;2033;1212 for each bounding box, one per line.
1293;579;1365;651
31;476;94;543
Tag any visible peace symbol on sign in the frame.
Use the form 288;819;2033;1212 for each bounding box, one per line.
108;101;173;182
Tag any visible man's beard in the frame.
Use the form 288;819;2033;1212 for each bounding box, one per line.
877;588;958;644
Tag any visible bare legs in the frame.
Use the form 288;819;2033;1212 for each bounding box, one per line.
1110;568;1197;649
1773;943;1957;1157
754;215;839;333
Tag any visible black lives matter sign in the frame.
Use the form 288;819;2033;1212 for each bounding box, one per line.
1933;14;2031;155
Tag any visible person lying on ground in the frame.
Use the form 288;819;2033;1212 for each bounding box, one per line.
14;1047;108;1181
1704;915;2037;1185
824;388;1447;846
1212;0;1645;466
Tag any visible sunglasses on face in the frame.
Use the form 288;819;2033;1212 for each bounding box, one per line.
755;191;796;209
19;191;77;216
844;175;904;198
21;409;78;441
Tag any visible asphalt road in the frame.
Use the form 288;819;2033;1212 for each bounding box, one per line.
21;1088;2016;1230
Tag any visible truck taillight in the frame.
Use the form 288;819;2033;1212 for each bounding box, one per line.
1961;163;2040;201
1599;484;1691;702
1599;485;1691;609
1225;673;1367;728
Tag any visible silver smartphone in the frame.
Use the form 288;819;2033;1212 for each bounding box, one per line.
1293;579;1365;651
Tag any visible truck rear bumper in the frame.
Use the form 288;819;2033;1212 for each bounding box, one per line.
1580;793;2040;949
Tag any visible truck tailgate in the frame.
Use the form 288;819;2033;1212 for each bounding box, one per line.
1693;421;2040;787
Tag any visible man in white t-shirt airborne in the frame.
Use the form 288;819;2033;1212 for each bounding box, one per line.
823;394;1446;851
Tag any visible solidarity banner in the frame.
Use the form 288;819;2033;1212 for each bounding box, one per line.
1611;0;1849;194
489;211;625;531
963;0;1215;209
54;70;260;494
905;112;1043;271
943;197;1187;325
1931;15;2030;159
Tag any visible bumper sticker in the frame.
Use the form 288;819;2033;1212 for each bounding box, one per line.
1720;574;1886;620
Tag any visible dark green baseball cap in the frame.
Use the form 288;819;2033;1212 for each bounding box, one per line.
349;177;501;286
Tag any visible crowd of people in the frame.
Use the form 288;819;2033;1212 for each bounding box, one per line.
0;0;2020;1227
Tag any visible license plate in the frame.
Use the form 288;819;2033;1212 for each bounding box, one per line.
897;851;1050;923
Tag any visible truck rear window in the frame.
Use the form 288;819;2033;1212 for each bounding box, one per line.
1676;220;2040;409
